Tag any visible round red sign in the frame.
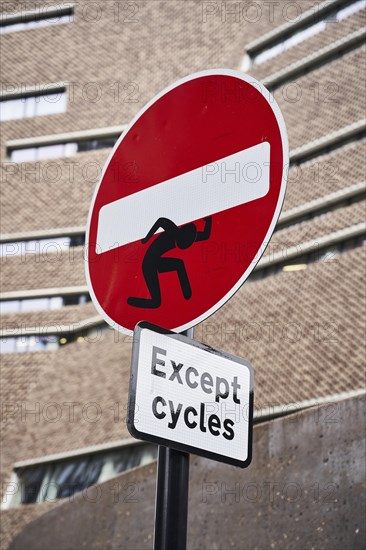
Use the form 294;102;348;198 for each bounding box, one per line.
86;69;288;334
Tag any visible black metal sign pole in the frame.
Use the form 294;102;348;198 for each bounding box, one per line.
153;328;193;550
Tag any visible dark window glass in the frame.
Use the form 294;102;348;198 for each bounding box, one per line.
77;137;118;152
13;444;157;506
19;465;45;504
69;235;85;247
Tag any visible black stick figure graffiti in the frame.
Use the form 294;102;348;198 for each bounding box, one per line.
127;216;212;308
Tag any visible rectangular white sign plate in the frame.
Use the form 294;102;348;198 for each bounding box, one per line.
127;322;254;468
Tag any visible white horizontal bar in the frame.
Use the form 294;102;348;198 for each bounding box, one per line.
97;142;271;253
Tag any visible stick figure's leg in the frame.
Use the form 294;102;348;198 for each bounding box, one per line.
127;258;161;308
159;258;192;300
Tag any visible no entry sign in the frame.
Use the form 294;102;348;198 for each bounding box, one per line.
86;69;288;334
128;323;254;468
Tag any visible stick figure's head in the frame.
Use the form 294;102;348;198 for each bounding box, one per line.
176;224;197;249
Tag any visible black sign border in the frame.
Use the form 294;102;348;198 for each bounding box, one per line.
127;321;254;469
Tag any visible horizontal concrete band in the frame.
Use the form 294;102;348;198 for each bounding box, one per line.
264;27;366;89
0;82;66;100
278;181;366;226
0;314;102;338
289;119;366;164
245;0;347;54
12;437;144;470
6;125;127;150
0;226;86;244
0;286;89;302
0;3;75;26
258;221;366;267
255;388;366;422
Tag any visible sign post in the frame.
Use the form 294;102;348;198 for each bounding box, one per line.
86;69;288;549
154;445;189;550
154;327;193;550
128;323;254;549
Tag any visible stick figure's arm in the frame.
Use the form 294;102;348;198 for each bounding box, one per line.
195;216;212;242
142;217;178;244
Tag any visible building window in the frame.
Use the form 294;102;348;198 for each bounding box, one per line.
0;7;74;34
0;91;67;122
8;136;118;162
252;21;327;66
6;443;157;507
249;234;365;282
337;0;366;21
0;236;85;257
1;336;59;354
0;322;112;355
248;0;365;68
0;294;90;316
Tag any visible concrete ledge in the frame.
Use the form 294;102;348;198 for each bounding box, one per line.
0;286;88;301
7;125;126;150
0;4;74;26
245;0;346;55
290;119;366;164
278;181;366;226
0;83;66;100
265;28;366;89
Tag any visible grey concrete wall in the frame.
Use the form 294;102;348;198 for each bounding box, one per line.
9;394;366;550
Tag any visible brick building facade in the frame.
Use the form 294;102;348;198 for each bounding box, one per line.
1;1;365;548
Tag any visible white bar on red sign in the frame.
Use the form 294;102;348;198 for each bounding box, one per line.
96;141;270;253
